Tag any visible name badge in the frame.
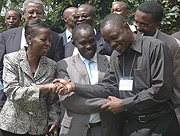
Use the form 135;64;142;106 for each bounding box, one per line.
119;77;133;91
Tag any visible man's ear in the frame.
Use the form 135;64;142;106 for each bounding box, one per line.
155;22;161;29
124;22;130;30
64;16;68;23
27;35;32;44
127;10;130;17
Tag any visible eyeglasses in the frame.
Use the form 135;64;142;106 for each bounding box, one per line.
6;17;18;20
26;10;44;16
133;20;157;29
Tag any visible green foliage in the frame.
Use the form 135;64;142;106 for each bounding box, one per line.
0;0;180;34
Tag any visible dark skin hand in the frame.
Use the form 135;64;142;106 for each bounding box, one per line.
52;79;75;95
101;96;125;114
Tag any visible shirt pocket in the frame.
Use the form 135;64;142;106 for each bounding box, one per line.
134;68;150;91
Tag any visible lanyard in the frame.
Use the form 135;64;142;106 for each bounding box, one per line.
122;52;137;77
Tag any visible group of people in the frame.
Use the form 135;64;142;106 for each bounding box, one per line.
0;0;180;136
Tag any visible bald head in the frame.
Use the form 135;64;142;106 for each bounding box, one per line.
74;4;96;27
63;7;77;18
63;7;77;32
111;1;129;19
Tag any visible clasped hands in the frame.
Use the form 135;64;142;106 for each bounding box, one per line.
40;79;74;95
42;79;124;114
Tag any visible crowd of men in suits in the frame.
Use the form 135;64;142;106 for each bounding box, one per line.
0;0;180;136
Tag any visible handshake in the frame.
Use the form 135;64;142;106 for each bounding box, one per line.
41;79;125;114
40;79;74;95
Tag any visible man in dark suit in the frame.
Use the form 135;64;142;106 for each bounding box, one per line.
0;0;64;110
57;23;121;136
4;9;22;30
172;31;180;41
64;4;113;58
133;1;180;125
60;7;77;46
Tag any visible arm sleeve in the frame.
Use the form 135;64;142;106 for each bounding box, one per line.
57;60;107;114
122;43;174;111
3;54;40;106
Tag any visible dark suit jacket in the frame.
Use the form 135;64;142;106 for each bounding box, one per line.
59;31;67;46
172;31;180;41
64;32;113;58
0;26;64;106
157;30;180;100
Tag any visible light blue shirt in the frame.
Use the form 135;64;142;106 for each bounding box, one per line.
79;53;101;123
0;81;3;90
65;29;72;43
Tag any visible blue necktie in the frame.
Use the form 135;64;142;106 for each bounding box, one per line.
84;59;92;83
83;59;100;123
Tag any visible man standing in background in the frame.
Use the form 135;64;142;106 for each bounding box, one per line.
134;0;180;124
60;7;77;46
4;9;22;30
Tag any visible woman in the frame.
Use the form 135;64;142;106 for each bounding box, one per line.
0;18;60;136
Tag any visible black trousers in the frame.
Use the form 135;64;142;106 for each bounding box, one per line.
122;110;180;136
0;129;45;136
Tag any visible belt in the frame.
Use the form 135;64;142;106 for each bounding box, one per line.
128;109;172;123
88;121;101;128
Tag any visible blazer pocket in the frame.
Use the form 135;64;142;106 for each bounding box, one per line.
61;117;72;128
134;68;150;91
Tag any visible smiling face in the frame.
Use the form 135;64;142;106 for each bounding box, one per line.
73;27;97;60
28;28;51;57
74;4;96;27
134;9;160;36
101;22;133;53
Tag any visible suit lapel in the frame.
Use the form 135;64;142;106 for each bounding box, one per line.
97;54;108;83
19;49;34;79
34;56;49;81
13;27;23;51
157;30;167;44
96;32;104;53
19;49;49;81
73;55;90;83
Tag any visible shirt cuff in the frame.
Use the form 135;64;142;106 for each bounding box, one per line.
122;97;135;111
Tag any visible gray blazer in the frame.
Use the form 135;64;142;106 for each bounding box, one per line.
0;48;61;135
59;31;67;46
57;54;122;136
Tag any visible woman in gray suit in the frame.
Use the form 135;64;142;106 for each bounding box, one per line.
0;18;60;136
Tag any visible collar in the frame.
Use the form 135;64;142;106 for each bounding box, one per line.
118;32;142;57
153;29;159;38
65;29;72;39
79;53;98;63
93;28;97;35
